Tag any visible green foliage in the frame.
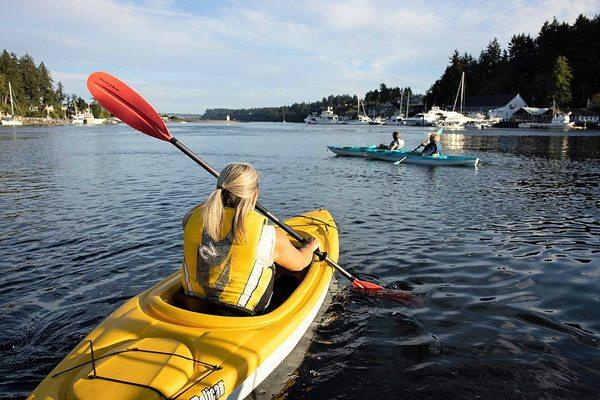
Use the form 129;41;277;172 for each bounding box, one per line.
202;84;417;122
426;14;600;108
548;56;573;105
0;49;111;118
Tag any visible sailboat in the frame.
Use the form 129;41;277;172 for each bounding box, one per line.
346;97;372;125
433;72;473;130
385;91;405;125
1;82;23;126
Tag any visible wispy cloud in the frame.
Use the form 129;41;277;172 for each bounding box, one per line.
1;0;598;112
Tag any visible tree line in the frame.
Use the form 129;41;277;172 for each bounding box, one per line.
426;14;600;109
201;85;420;122
0;50;109;118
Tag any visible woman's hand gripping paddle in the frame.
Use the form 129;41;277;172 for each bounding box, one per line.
87;71;421;306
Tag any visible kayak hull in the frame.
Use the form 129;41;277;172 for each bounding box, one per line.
28;209;338;400
327;145;407;158
327;145;374;157
366;149;479;167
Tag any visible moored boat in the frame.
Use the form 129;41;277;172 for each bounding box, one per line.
304;106;341;124
366;148;479;167
28;209;338;400
1;82;23;126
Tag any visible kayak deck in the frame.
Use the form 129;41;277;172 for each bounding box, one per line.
29;210;338;400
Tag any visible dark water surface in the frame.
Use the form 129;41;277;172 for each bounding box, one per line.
0;123;599;399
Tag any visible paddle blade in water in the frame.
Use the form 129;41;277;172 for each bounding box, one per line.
352;279;423;307
87;72;172;141
352;279;384;291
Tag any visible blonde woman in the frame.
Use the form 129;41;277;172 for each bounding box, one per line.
181;163;320;315
419;132;441;156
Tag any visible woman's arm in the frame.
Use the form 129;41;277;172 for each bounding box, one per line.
273;229;320;272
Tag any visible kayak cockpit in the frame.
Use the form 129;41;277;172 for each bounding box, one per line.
165;267;308;317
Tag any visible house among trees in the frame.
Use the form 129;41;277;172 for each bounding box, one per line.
465;94;527;120
569;109;600;127
511;107;553;123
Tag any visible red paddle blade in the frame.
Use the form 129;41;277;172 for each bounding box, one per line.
87;72;172;141
352;279;384;291
352;279;423;307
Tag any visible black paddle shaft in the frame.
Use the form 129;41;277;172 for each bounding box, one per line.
169;137;355;282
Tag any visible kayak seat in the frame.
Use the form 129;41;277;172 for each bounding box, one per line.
167;265;307;317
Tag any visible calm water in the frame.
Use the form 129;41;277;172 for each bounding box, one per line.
0;123;599;399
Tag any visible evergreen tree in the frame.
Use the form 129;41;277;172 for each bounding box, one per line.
548;56;573;106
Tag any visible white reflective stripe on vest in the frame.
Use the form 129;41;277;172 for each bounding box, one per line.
182;260;194;295
237;225;276;308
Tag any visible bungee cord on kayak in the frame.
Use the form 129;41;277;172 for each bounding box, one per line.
49;340;223;400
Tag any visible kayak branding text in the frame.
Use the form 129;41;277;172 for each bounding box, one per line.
189;380;225;400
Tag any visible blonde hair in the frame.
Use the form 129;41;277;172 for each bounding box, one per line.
429;133;440;142
202;163;260;242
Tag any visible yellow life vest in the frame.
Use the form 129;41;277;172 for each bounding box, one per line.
181;206;275;314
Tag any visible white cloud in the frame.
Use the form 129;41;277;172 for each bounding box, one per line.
0;0;598;112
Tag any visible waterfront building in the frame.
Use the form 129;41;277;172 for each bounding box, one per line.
465;94;527;120
511;107;552;123
569;109;600;126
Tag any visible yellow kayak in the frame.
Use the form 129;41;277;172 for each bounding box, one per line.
29;209;338;400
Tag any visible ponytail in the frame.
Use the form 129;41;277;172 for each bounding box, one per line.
201;163;259;242
202;187;225;241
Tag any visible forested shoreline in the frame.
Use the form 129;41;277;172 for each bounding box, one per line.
203;14;600;121
0;50;108;118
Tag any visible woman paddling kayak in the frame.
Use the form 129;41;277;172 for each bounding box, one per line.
417;132;441;156
377;131;405;150
181;162;321;315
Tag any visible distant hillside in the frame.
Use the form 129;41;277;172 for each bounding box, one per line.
201;85;423;122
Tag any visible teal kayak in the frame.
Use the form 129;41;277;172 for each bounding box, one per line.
327;145;408;158
365;149;479;167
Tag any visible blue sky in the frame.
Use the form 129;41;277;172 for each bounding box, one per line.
2;0;598;113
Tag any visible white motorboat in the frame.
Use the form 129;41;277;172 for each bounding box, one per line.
304;106;341;124
405;109;440;126
369;116;386;125
385;115;405;125
519;113;576;130
346;114;372;125
71;102;105;125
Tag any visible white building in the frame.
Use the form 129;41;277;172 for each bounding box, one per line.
465;94;527;121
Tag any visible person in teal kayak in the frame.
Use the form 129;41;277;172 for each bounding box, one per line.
418;132;441;156
181;162;321;315
378;131;404;150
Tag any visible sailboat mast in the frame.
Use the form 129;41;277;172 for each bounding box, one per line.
9;82;15;115
452;73;462;112
460;72;465;113
399;91;403;117
406;91;410;117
